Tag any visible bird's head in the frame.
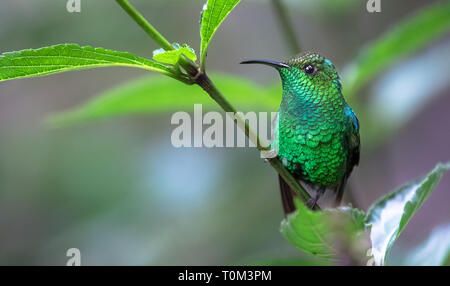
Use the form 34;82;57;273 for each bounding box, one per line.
241;52;342;94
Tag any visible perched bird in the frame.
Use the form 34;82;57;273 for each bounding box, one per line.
241;52;360;214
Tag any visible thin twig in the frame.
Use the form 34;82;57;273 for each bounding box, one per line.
271;0;302;54
195;73;318;209
116;0;173;51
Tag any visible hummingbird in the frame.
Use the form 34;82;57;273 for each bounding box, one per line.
241;52;360;214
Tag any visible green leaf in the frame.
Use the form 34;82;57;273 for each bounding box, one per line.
153;49;182;65
200;0;241;69
47;73;280;127
342;1;450;98
280;201;369;263
366;162;450;266
180;44;197;62
153;43;197;65
0;44;174;82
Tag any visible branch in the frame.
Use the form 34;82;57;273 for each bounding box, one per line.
115;0;317;210
271;0;302;54
116;0;173;50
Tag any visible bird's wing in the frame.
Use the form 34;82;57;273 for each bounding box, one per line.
335;106;360;204
345;105;360;170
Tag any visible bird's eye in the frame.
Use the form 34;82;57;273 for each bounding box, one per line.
303;64;317;75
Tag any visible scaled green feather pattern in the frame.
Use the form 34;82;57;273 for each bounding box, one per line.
273;53;360;189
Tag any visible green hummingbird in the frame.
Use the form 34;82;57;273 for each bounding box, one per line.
241;52;360;214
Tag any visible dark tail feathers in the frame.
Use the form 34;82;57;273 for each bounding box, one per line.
278;175;296;215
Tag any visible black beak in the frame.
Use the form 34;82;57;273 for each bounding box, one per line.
240;59;290;69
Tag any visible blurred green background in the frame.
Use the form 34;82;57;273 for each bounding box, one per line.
0;0;449;265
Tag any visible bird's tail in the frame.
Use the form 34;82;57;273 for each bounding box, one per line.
278;175;297;215
334;176;348;207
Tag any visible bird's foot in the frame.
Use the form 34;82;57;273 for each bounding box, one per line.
306;198;318;210
306;188;325;210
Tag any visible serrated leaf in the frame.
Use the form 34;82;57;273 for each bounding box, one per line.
0;44;174;82
200;0;241;68
47;73;280;128
342;1;450;98
366;162;450;266
280;201;369;263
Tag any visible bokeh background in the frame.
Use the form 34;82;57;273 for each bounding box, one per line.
0;0;449;265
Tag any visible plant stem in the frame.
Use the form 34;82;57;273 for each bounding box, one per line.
116;0;317;209
115;0;173;51
195;73;265;150
196;73;317;209
269;156;319;210
271;0;302;54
